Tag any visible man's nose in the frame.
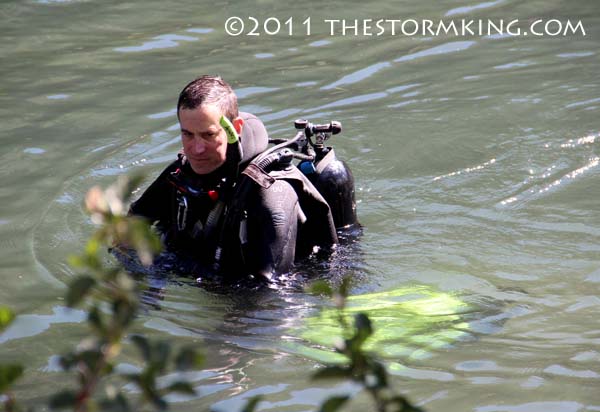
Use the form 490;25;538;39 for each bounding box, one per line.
191;137;206;154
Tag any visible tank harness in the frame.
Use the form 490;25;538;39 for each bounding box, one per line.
162;116;356;274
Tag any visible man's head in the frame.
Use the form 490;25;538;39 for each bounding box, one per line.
177;75;243;175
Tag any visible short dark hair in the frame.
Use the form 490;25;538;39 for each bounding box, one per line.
177;75;239;120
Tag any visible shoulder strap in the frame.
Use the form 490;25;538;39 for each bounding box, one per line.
252;166;338;247
315;148;336;174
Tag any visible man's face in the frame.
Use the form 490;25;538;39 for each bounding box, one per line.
179;104;228;175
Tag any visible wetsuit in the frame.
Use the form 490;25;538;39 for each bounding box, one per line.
129;112;338;279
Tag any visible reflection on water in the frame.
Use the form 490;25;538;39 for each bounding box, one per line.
0;306;86;344
114;34;200;53
292;285;477;363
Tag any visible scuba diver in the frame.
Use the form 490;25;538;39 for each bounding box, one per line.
129;75;357;282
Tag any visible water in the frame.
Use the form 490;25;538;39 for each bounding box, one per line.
1;0;599;410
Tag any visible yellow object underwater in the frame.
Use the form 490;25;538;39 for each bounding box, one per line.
288;285;472;363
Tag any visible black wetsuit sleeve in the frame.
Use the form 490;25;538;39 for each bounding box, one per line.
245;179;299;278
128;161;179;227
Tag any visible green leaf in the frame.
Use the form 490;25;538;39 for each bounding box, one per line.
69;248;101;271
166;381;195;395
174;346;205;371
0;306;15;332
88;305;106;334
58;354;76;371
49;390;78;409
78;350;104;372
319;395;350;412
354;313;372;337
113;299;136;329
150;341;170;371
369;361;388;389
99;393;131;412
67;254;85;269
309;280;333;297
66;276;97;307
353;313;373;347
312;366;352;381
103;363;116;376
148;392;167;410
130;335;151;362
241;396;262;412
135;371;166;410
86;237;101;255
122;217;162;265
0;364;24;392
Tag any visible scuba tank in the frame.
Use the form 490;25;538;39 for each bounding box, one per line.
295;119;357;229
307;150;357;229
271;119;358;229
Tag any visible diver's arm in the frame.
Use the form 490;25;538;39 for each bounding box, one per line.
128;161;179;226
245;180;299;280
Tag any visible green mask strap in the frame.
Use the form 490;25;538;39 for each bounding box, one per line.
220;116;240;144
220;115;244;176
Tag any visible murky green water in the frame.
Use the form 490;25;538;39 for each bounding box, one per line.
1;0;599;410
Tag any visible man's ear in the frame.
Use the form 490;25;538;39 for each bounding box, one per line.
232;117;244;135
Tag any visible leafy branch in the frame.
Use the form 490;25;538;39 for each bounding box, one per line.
50;175;203;411
308;280;424;412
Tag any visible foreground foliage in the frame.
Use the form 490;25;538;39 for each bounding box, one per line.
1;175;423;412
52;175;205;411
307;280;423;412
